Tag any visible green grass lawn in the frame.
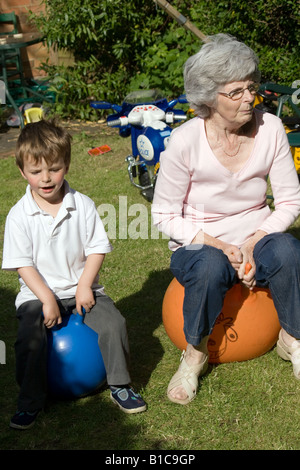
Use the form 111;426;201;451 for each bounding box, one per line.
1;123;300;451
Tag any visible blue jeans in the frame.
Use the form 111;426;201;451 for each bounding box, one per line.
170;232;300;345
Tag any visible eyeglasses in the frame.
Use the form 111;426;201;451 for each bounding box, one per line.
218;83;260;101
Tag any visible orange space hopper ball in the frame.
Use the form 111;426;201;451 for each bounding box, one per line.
162;274;281;364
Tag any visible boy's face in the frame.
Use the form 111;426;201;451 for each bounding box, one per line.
20;156;69;205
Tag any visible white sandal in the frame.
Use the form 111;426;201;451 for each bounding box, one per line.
167;350;208;405
277;329;300;380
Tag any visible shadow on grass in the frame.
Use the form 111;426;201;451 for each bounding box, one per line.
0;287;19;434
116;268;173;389
0;269;173;450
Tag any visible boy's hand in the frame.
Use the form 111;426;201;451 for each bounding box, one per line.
75;253;104;314
43;300;62;328
75;284;95;314
16;267;63;328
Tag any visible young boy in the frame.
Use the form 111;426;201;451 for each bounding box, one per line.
2;119;146;430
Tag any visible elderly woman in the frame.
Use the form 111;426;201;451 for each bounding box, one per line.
152;34;300;405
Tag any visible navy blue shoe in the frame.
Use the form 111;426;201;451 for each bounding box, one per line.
110;387;147;414
10;410;39;430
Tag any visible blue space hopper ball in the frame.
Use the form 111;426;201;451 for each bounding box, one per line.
46;310;106;398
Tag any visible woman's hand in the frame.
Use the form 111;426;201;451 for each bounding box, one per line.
192;229;267;289
222;243;243;270
238;240;256;289
192;230;243;271
223;242;256;289
238;230;267;289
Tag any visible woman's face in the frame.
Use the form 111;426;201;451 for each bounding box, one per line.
212;80;257;129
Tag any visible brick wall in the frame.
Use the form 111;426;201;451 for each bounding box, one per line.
1;0;74;78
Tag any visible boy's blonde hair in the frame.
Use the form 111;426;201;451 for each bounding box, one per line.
16;119;72;170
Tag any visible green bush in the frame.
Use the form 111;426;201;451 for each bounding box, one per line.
29;0;299;120
188;0;299;83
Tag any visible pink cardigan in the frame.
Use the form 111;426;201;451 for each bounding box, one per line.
152;109;300;250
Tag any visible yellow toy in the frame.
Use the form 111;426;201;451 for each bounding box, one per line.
255;83;300;174
24;106;44;125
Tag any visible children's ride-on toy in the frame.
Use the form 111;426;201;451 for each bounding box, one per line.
90;89;188;201
255;82;300;175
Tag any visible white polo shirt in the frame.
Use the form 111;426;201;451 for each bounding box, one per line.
2;181;112;309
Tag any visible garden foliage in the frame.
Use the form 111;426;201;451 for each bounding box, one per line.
29;0;299;120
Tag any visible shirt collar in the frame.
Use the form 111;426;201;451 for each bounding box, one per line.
23;180;76;215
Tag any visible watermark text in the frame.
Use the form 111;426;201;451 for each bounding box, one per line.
0;340;6;364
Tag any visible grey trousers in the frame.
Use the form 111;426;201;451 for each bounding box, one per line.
15;292;131;411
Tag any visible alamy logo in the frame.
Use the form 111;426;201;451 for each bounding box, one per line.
97;196;205;244
0;80;5;105
0;340;6;364
292;80;300;105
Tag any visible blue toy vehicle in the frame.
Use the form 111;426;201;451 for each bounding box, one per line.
91;89;187;201
255;82;300;175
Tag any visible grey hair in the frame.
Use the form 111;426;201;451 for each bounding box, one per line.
184;33;261;118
